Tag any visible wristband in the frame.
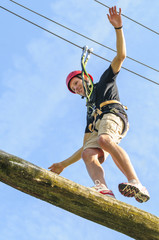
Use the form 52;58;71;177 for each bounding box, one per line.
115;26;123;30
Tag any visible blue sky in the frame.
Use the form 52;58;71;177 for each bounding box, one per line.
0;0;159;239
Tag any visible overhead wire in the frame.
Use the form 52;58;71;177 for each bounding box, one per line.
94;0;159;36
0;5;159;86
9;0;159;73
0;6;83;51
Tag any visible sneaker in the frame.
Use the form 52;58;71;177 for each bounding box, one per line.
118;182;150;203
91;180;115;198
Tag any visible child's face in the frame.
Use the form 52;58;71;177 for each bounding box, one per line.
70;77;86;96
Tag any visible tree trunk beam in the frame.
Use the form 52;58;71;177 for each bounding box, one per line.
0;150;158;239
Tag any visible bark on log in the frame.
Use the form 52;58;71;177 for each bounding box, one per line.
0;150;158;240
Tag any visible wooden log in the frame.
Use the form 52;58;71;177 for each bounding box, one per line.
0;150;158;240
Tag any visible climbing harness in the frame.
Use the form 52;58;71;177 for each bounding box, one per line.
80;46;128;135
88;100;128;135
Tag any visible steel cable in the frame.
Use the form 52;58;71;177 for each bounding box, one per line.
9;0;159;73
0;6;159;86
94;0;159;36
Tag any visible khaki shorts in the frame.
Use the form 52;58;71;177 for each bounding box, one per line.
83;113;129;158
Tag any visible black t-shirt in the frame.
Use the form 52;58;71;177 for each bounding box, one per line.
85;65;126;133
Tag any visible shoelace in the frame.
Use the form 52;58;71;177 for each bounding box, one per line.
95;180;101;186
94;180;108;191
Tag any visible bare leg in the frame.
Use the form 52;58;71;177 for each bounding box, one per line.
98;134;140;183
82;148;108;187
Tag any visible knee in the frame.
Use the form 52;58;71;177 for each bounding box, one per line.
98;134;114;152
82;148;105;165
82;149;91;162
82;148;99;163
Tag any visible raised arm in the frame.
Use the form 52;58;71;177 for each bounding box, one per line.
107;6;126;74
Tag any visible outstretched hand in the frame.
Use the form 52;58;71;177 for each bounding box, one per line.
107;6;122;28
48;162;65;175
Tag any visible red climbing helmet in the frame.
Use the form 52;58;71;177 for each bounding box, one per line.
66;70;93;94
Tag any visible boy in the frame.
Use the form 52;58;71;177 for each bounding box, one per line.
49;6;150;203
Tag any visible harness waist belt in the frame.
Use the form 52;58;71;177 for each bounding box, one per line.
88;100;128;134
100;100;128;110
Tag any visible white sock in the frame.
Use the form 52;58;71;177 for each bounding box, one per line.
128;179;142;187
